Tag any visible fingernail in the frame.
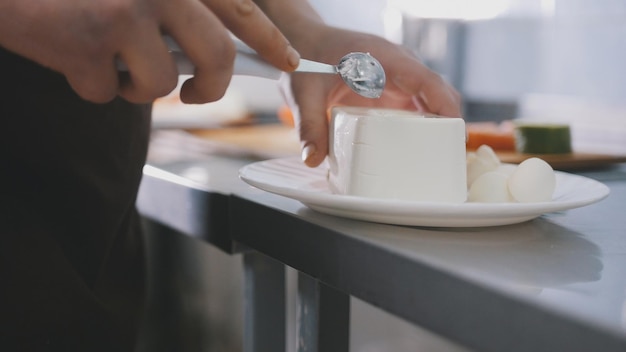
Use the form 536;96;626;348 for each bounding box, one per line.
301;144;316;163
287;46;301;69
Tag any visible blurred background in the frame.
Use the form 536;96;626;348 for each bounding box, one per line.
152;0;626;154
142;1;626;352
306;0;626;120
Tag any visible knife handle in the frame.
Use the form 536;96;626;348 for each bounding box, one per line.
116;35;283;80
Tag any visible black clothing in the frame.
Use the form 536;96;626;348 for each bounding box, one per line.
0;47;150;351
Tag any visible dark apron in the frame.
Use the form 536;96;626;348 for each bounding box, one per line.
0;47;150;351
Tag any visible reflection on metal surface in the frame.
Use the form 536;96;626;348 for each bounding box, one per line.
295;212;604;291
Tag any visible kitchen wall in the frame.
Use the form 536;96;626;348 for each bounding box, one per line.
461;2;626;106
310;0;626;123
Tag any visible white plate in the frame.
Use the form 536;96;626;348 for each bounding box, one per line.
239;157;610;227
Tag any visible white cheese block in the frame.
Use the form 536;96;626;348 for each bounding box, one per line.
327;107;467;203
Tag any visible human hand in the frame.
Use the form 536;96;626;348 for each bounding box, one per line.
282;29;461;167
0;0;299;104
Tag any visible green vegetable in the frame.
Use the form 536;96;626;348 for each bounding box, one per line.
514;123;572;154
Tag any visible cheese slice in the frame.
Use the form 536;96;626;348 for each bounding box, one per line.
327;107;467;203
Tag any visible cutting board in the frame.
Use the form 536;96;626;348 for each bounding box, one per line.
496;151;626;170
188;124;300;158
188;124;626;170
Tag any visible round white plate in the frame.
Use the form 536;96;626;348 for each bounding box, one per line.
239;157;610;227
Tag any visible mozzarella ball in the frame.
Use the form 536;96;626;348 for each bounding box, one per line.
495;163;518;177
508;157;556;202
468;171;513;203
467;145;501;187
476;144;500;162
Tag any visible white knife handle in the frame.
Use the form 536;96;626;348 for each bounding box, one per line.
117;35;283;80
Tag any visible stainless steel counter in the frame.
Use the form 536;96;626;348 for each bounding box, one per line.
137;154;626;352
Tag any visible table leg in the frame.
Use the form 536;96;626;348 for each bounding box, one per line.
243;251;286;352
297;272;350;352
